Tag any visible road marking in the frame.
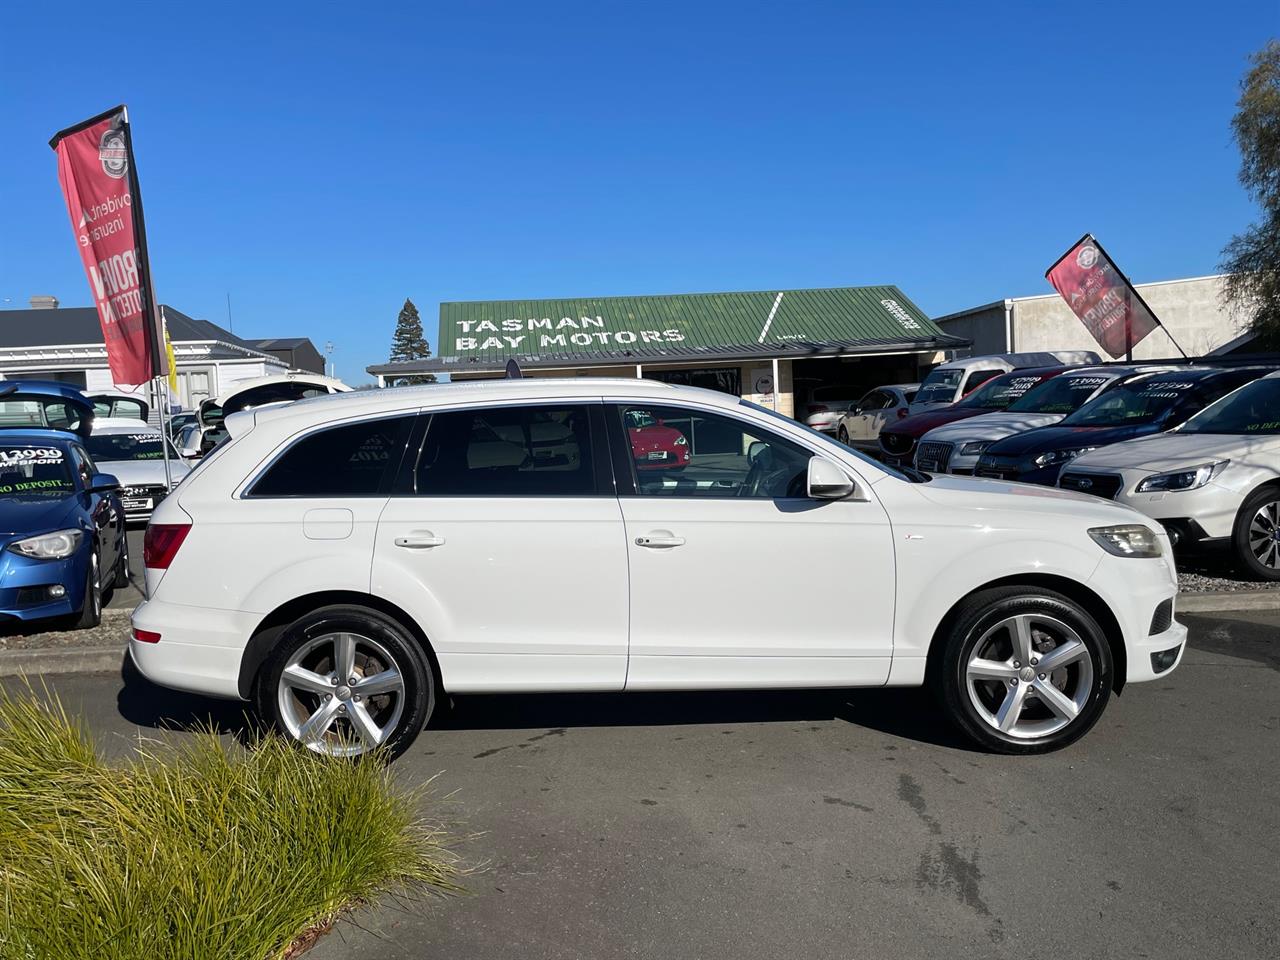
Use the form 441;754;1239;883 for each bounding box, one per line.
757;292;784;343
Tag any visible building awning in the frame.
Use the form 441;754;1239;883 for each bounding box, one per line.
368;285;968;377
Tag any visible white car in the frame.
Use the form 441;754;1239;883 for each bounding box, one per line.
1060;371;1280;580
191;372;351;456
915;367;1160;475
130;378;1184;759
834;383;919;451
85;418;191;522
801;385;864;434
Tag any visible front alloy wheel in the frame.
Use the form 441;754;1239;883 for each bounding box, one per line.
260;606;433;759
936;587;1112;753
1236;488;1280;581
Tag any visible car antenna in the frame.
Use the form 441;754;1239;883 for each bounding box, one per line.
505;359;523;379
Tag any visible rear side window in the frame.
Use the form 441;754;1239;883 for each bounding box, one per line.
416;405;596;496
250;416;414;497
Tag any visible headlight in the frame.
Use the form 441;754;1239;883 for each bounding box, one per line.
1088;524;1163;558
1034;447;1097;468
959;441;990;456
1134;461;1228;493
9;529;84;560
672;436;688;446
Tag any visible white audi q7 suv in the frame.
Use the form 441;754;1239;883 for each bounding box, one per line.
130;379;1185;758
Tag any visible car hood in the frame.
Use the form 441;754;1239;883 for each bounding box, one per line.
0;495;79;537
915;473;1141;524
1070;432;1280;473
99;459;191;488
882;406;992;441
922;411;1067;444
985;422;1162;457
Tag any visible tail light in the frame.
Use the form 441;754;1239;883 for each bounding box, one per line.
132;627;161;643
144;523;190;569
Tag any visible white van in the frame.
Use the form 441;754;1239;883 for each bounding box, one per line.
910;351;1103;413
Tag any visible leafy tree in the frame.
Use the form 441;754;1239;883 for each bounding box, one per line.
387;298;436;385
1222;40;1280;347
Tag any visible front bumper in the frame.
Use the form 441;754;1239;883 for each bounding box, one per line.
0;548;88;623
1086;546;1185;685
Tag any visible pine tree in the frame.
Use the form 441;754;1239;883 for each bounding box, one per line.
1222;41;1280;347
387;298;436;385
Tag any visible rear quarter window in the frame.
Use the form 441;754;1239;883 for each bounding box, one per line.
249;416;415;497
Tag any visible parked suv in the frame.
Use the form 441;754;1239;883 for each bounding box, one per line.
131;379;1185;758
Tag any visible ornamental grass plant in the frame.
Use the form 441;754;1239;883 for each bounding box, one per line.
0;686;462;960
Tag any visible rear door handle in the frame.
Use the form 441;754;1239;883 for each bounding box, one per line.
395;534;445;549
635;535;685;548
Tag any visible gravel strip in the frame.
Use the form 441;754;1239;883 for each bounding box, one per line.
0;616;130;652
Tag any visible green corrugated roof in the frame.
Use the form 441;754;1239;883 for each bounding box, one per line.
438;285;946;361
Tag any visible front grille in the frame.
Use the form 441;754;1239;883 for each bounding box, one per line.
880;432;914;456
1149;598;1174;635
1059;472;1123;500
915;441;954;472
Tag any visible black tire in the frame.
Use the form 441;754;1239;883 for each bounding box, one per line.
1232;486;1280;582
932;586;1113;754
75;548;102;630
112;535;131;591
255;605;435;761
837;426;850;445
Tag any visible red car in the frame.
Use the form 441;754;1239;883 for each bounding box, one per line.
626;409;690;470
877;366;1068;467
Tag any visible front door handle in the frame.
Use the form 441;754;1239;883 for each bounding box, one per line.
635;535;685;548
395;533;446;549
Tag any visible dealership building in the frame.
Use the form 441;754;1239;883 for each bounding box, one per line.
0;297;322;416
934;274;1256;360
367;285;967;416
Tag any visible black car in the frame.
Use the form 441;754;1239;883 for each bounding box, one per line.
974;366;1278;486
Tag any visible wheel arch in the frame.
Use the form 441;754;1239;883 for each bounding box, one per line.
237;590;442;700
924;573;1127;694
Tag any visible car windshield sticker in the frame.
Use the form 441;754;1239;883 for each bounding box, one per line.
1138;381;1195;400
0;447;65;468
1066;377;1109;391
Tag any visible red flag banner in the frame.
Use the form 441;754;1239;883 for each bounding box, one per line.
50;106;163;387
1045;234;1160;359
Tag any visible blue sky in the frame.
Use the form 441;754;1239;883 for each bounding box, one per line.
0;1;1272;383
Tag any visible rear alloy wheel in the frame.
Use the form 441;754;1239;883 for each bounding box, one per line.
1234;487;1280;582
837;426;850;446
936;587;1112;753
258;606;433;759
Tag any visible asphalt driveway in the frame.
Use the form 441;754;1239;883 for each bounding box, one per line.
9;608;1278;960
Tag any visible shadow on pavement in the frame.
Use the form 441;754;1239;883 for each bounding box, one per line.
438;687;975;751
116;656;259;740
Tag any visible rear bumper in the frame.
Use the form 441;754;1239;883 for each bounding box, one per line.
129;597;257;700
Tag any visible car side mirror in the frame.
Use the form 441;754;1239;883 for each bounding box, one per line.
180;446;200;459
851;405;863;415
88;472;120;493
807;456;854;500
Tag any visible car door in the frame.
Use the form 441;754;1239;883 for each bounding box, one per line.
842;390;883;446
70;443;122;571
852;390;896;447
605;399;896;689
372;401;629;692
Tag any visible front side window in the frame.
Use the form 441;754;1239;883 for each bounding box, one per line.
618;403;811;498
417;405;596;496
251;415;414;497
0;444;76;499
962;368;1003;393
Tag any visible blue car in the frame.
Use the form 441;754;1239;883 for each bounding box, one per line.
974;366;1279;486
0;386;128;628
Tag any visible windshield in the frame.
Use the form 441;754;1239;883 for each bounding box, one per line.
914;369;963;406
1007;374;1111;414
1063;376;1199;427
625;410;659;429
86;432;177;461
1179;379;1280;435
0;445;75;499
958;372;1050;410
